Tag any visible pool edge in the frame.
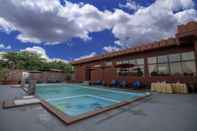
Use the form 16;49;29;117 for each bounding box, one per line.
39;94;149;125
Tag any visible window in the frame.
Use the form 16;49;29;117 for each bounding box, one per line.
170;62;182;75
105;61;112;66
117;68;129;76
182;52;195;61
148;51;196;76
117;58;144;76
148;55;170;76
148;57;157;75
169;53;181;62
157;55;170;75
129;59;136;64
116;61;122;65
122;60;129;64
136;65;144;76
182;61;196;76
148;57;157;64
149;65;158;76
137;58;144;65
158;64;170;75
116;60;129;65
158;55;168;64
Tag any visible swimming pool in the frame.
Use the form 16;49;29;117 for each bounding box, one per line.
36;84;146;124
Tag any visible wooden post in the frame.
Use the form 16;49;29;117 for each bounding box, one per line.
144;57;149;87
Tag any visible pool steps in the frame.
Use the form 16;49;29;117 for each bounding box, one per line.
2;96;40;109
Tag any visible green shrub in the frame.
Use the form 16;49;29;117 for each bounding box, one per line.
0;68;9;81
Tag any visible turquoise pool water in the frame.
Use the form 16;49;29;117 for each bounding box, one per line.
36;84;145;116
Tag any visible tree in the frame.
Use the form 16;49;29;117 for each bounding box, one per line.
1;52;74;73
2;52;18;69
0;68;9;81
2;51;46;70
18;51;46;70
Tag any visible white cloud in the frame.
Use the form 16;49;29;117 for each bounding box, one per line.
114;40;122;46
0;0;113;44
159;0;194;11
49;58;69;63
0;43;12;50
175;9;197;24
0;0;196;48
21;46;49;59
119;0;143;11
103;46;120;52
112;0;197;47
20;46;68;63
17;34;42;44
74;52;96;61
0;17;15;33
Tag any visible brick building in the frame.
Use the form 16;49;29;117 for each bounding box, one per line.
71;22;197;88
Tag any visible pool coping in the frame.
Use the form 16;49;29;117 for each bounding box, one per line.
38;94;148;125
2;100;40;109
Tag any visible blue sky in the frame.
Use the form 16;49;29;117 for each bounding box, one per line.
0;0;196;62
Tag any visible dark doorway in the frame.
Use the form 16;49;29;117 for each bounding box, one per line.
85;68;91;81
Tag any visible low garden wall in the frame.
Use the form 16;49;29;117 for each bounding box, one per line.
0;69;67;84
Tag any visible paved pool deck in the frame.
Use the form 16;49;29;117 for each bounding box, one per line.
0;85;197;131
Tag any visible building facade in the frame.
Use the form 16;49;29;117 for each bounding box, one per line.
71;22;197;88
